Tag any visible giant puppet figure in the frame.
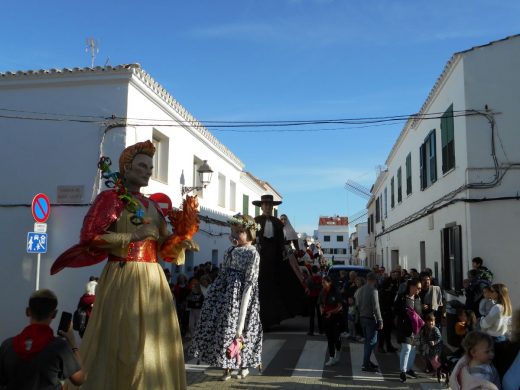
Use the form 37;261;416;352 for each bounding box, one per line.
253;195;306;329
51;141;191;390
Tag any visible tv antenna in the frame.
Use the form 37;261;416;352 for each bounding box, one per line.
85;38;99;68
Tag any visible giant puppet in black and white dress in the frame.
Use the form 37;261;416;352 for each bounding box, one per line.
253;195;306;329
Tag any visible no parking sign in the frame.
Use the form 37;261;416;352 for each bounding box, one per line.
31;193;51;222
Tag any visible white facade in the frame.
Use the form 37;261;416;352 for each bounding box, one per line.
366;35;520;307
0;65;280;338
316;216;349;263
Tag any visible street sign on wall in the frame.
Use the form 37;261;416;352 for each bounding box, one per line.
31;193;51;223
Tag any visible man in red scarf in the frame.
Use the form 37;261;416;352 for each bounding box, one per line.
0;289;84;389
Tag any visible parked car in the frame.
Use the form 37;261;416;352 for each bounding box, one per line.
327;265;371;284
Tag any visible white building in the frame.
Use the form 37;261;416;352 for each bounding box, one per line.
366;35;520;306
316;216;349;264
0;64;280;338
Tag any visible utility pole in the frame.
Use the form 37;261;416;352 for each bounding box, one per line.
85;38;99;68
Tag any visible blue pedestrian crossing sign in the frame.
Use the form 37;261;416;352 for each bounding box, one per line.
27;232;48;253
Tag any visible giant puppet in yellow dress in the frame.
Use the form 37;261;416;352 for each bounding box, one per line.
51;141;197;390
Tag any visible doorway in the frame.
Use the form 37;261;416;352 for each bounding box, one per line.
391;250;399;270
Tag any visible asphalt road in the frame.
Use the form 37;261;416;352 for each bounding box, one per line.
184;316;447;389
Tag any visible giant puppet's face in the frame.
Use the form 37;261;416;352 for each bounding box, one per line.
125;154;154;189
261;202;273;216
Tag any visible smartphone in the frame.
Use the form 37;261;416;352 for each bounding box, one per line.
57;311;72;335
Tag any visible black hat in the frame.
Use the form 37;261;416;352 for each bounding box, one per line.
252;194;282;206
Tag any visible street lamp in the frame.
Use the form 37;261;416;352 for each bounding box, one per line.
180;160;213;195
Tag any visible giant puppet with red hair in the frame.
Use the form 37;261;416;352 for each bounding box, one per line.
52;141;196;390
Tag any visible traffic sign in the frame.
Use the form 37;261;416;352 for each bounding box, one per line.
27;232;48;253
149;193;172;217
31;193;51;223
34;223;47;233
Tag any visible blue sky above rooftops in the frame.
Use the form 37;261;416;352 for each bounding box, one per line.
1;0;519;234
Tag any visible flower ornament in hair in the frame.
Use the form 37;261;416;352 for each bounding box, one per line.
228;214;261;231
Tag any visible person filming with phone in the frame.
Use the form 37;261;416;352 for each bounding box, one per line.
0;289;84;389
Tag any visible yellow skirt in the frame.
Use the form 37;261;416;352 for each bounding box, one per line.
70;261;186;390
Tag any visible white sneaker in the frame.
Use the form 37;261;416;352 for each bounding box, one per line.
238;368;249;379
333;351;341;363
325;356;337;366
221;370;231;381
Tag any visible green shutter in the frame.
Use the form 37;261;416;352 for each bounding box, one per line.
397;167;402;203
430;130;437;182
242;194;249;216
255;205;260;217
406;153;412;195
442;105;455;173
390;177;395;208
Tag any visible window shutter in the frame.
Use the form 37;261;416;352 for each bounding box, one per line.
430;131;437;183
419;144;426;190
441;117;447;173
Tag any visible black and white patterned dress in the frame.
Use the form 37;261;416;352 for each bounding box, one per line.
190;245;262;369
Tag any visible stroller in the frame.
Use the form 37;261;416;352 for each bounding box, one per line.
437;347;463;386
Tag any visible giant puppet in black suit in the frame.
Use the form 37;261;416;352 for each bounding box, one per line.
253;195;306;329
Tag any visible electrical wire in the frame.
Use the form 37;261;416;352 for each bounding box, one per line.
0;107;486;133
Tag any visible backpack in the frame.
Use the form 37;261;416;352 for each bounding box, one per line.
73;308;88;333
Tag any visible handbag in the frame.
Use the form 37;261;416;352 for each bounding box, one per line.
406;306;425;335
430;355;441;369
226;337;244;366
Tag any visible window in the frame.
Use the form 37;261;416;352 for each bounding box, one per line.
441;104;455;173
211;249;219;266
397;167;402;203
375;196;380;222
406;153;412;195
341;248;347;254
151;131;169;183
390;177;395;208
274;208;278;218
420;130;437;190
370;214;374;233
337;235;344;242
242;194;249;216
324;235;331;242
218;173;226;207
255;205;260;217
384;187;388;218
442;225;463;291
229;181;236;211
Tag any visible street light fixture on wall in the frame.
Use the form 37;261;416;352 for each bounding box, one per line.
180;160;213;195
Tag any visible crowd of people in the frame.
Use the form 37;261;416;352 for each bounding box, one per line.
0;140;517;390
310;258;518;389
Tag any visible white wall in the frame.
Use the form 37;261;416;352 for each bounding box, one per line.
368;37;520;307
317;224;349;262
0;73;130;339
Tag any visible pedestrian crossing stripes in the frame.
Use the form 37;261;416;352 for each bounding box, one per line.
185;334;443;387
290;340;328;377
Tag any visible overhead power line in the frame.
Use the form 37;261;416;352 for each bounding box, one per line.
0;107;487;133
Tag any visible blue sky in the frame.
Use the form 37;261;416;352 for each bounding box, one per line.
1;0;519;234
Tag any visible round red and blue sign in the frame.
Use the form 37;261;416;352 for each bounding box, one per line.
32;193;51;223
149;193;172;217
